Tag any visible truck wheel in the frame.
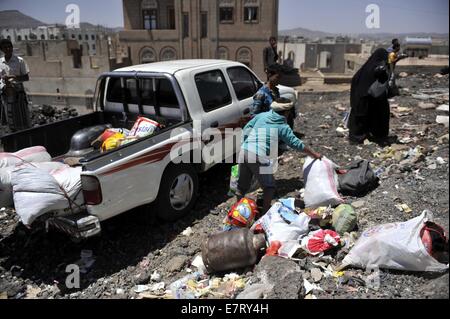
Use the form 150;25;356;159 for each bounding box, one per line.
156;164;199;222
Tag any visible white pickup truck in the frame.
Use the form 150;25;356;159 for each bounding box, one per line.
1;60;298;238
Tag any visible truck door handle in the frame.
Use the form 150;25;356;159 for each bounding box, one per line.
210;121;219;128
243;108;251;115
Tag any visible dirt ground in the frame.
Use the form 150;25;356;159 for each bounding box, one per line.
0;72;448;299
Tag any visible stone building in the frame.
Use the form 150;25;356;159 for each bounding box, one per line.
4;38;130;109
119;0;278;77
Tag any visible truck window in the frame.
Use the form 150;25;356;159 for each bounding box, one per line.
227;67;258;100
195;70;232;112
140;78;182;120
157;78;179;109
106;78;138;105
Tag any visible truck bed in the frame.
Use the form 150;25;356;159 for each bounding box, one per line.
0;111;183;158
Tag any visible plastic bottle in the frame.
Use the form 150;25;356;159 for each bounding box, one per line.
202;229;266;274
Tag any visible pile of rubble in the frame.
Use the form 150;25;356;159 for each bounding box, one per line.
0;104;79;137
30;105;79;127
0;72;448;300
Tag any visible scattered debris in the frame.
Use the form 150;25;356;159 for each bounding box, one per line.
418;102;436;110
437;104;449;112
182;227;193;237
150;271;162;282
351;201;366;209
310;268;323;283
436;116;449;128
304;278;324;294
395;204;413;214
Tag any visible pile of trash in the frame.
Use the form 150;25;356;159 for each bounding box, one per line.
148;156;448;300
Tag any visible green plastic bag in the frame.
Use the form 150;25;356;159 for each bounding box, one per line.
332;204;357;235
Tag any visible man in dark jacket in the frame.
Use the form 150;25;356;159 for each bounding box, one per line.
263;37;279;78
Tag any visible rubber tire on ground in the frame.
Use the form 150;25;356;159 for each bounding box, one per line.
156;164;199;222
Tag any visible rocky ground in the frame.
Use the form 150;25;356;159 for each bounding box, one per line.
0;72;448;300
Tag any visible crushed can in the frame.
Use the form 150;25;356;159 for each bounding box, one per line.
202;229;266;274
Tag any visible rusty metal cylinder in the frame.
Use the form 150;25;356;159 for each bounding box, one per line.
202;229;266;274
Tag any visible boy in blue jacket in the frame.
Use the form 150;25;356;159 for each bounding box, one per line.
237;97;322;214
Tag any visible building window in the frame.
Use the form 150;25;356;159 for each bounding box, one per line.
85;34;89;40
140;47;157;63
319;51;332;69
220;8;234;23
25;35;28;40
236;47;253;68
182;13;189;38
78;34;82;40
244;7;258;23
91;34;95;40
143;9;158;30
160;47;177;61
50;34;55;40
167;6;176;29
92;44;96;50
17;35;22;41
218;47;229;60
201;12;208;38
243;0;259;23
71;49;82;69
41;34;45;40
71;34;75;39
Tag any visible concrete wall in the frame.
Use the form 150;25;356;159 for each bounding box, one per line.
282;42;306;70
304;43;362;73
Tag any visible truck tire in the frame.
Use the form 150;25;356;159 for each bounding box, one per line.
156;164;199;222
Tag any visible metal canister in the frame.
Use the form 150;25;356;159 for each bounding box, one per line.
202;228;266;274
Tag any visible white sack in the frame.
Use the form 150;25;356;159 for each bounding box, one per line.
11;165;84;226
0;162;66;208
0;146;52;168
342;211;449;272
303;157;344;208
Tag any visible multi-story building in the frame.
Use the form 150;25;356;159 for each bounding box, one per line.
119;0;279;77
1;24;112;56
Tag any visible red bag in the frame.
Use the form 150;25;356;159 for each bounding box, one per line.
266;241;282;256
421;222;448;259
301;229;341;255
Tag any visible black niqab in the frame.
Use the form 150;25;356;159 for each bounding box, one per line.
350;48;389;112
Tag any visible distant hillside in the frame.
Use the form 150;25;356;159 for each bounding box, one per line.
0;10;46;29
279;27;334;39
279;26;449;41
0;10;123;32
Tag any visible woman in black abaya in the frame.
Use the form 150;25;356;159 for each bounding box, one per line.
348;48;391;145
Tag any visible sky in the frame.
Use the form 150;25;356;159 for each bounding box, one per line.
0;0;448;34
